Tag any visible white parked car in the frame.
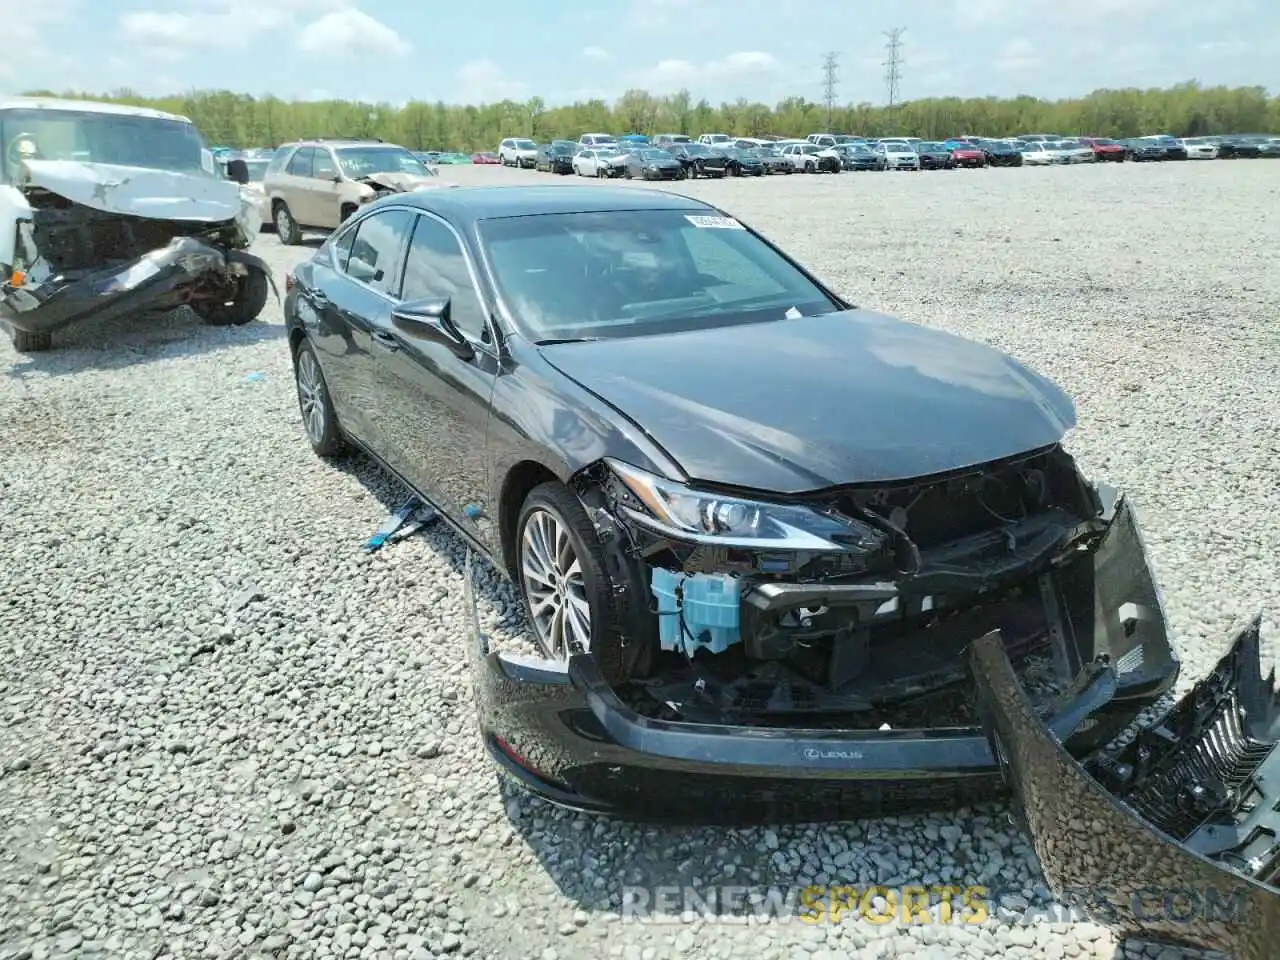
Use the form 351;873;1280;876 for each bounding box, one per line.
1019;142;1070;165
572;146;626;178
578;133;617;148
778;142;842;173
1054;139;1097;163
1179;137;1219;159
877;141;921;170
697;133;732;146
498;137;539;167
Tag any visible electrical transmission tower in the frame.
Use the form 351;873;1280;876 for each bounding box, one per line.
821;52;839;129
883;28;905;108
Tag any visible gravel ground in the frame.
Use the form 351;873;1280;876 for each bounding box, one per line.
2;160;1278;960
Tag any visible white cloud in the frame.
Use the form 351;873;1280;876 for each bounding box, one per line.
631;51;781;95
454;60;529;103
993;38;1037;73
2;0;77;86
625;0;711;32
297;8;410;58
581;46;610;61
118;0;346;56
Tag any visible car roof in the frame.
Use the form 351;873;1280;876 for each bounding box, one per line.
391;185;714;223
0;96;192;123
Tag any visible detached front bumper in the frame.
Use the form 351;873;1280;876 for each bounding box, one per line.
464;497;1180;823
971;615;1279;959
1;236;266;336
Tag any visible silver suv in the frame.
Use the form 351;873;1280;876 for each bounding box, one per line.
263;138;439;243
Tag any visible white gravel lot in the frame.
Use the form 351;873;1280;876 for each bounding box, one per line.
2;160;1278;960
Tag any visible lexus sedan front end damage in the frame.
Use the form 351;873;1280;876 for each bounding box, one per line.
971;614;1279;959
0;97;273;352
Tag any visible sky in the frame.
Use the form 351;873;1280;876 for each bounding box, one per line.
2;0;1277;107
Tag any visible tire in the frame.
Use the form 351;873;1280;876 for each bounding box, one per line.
10;328;52;352
194;266;270;326
596;166;607;179
274;203;302;245
293;339;346;459
515;481;642;685
805;161;816;173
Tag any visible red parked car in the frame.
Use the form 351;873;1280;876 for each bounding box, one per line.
949;143;987;168
472;152;501;164
1079;138;1126;162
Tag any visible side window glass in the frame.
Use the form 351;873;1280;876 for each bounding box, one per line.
400;215;488;340
328;224;356;272
287;147;314;176
344;209;413;295
313;149;337;179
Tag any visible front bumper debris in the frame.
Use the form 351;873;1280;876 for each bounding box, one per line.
970;615;1279;960
463;497;1180;822
1;237;272;336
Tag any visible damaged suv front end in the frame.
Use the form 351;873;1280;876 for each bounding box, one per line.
0;98;273;352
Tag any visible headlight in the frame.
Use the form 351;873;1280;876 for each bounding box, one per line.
606;459;889;554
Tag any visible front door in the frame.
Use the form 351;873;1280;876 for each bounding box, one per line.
368;211;499;550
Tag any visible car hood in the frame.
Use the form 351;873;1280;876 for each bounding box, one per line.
357;172;443;192
19;160;260;236
538;309;1076;492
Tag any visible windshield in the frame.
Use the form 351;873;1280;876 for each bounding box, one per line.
755;145;780;156
478;209;838;341
550;144;575;155
638;149;673;161
917;142;944;151
335;146;429;177
683;143;712;156
0;108;210;183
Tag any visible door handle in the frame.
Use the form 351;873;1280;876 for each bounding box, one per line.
372;330;400;350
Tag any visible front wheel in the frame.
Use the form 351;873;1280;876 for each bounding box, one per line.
293;340;347;459
194;266;270;326
515;482;642;684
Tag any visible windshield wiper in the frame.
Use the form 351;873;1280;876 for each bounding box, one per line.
535;336;602;345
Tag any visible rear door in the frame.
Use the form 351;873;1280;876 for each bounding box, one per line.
367;212;500;548
308;207;415;449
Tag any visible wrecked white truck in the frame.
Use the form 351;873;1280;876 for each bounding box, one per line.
0;97;272;352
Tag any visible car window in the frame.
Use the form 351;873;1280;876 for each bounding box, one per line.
399;215;489;340
478;209;838;342
287;147;314;177
343;208;413;295
328;223;356;272
267;146;294;173
312;149;337;179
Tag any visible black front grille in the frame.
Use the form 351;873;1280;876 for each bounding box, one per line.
1105;619;1275;842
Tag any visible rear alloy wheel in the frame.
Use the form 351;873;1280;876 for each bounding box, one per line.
194;266;270;326
275;203;302;245
516;482;636;684
294;340;346;458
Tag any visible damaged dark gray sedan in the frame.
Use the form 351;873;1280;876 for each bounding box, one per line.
0;97;273;352
283;187;1280;945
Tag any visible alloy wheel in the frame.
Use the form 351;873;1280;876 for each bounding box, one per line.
296;349;327;445
275;206;292;235
520;508;591;661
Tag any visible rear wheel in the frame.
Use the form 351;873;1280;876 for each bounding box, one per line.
274;203;302;245
515;482;642;685
293;340;346;458
10;328;52;352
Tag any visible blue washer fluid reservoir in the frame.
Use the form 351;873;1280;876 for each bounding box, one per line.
650;568;741;656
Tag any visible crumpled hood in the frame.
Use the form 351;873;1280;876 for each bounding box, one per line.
20;160;262;237
538;309;1077;492
359;171;445;193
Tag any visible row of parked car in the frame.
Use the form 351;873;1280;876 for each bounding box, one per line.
492;131;1280;179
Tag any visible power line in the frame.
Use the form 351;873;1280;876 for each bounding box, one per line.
883;28;905;108
821;52;839;128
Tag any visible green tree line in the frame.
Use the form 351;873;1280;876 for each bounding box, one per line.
23;80;1278;152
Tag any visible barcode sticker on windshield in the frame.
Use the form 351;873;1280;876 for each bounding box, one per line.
685;215;744;230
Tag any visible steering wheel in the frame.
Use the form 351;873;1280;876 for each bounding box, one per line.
6;133;40;170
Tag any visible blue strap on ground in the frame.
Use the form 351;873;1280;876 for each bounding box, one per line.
363;498;436;553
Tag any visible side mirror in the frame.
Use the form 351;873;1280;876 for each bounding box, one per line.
226;158;250;184
391;297;474;360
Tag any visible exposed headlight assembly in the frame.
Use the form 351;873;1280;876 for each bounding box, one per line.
606;459;887;553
